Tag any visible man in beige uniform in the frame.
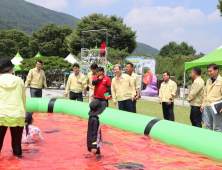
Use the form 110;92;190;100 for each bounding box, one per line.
25;60;47;97
65;63;86;102
159;71;177;121
84;64;98;103
125;62;140;113
111;64;135;113
187;67;204;128
200;63;222;132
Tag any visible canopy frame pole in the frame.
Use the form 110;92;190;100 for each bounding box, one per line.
182;70;186;106
64;73;66;86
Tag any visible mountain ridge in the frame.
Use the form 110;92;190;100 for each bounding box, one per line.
0;0;80;35
0;0;159;56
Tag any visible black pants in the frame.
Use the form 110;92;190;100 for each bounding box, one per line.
69;91;83;102
190;106;202;128
30;87;42;97
0;126;24;155
88;147;100;154
94;98;108;107
118;99;134;113
133;100;137;113
162;102;175;121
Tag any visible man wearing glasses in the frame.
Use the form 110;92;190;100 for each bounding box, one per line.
92;67;111;107
201;63;222;132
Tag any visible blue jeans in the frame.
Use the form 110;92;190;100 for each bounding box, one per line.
118;99;134;113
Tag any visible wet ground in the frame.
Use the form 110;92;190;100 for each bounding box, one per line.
0;113;221;170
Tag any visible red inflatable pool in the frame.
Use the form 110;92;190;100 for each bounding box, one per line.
0;113;222;170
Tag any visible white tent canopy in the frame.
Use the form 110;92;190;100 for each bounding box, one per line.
216;45;222;50
65;53;78;64
11;52;24;73
11;52;23;65
62;53;78;88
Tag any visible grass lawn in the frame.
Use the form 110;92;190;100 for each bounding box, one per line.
55;96;205;127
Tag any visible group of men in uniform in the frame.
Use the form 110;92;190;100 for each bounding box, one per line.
63;63;140;113
159;63;222;133
25;60;222;133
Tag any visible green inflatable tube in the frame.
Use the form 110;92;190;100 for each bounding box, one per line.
27;97;222;160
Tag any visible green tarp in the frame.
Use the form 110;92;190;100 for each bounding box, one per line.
185;47;222;70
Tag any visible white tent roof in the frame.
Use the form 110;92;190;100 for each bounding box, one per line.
216;45;222;50
65;53;78;64
11;52;23;65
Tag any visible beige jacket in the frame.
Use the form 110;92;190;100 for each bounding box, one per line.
84;71;96;92
111;73;136;102
65;73;86;93
187;77;204;107
202;75;222;107
25;68;47;89
129;72;140;90
159;79;177;102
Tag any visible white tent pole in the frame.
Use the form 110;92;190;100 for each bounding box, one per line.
182;70;186;106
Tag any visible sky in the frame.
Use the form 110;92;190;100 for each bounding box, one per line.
25;0;222;54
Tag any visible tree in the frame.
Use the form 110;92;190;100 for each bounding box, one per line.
155;53;205;87
0;29;30;59
20;56;72;87
134;51;153;58
29;22;73;58
66;13;137;56
158;41;196;58
107;47;130;66
218;0;222;16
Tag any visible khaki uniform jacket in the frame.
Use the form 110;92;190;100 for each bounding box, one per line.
187;77;204;107
202;75;222;107
129;72;140;90
159;79;177;102
84;71;96;92
111;73;136;102
65;73;86;93
25;68;46;89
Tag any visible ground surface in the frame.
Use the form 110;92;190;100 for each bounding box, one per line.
0;113;221;170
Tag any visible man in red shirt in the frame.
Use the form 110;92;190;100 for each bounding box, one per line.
92;67;111;107
100;39;106;65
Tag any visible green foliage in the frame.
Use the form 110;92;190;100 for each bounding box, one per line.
20;56;72;86
132;42;159;56
0;29;30;59
0;20;13;30
0;0;80;35
158;41;196;58
29;22;73;58
107;47;130;67
155;53;204;86
66;13;137;55
218;0;222;16
134;51;154;59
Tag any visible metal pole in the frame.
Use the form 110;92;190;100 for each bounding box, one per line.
64;73;66;86
182;70;186;106
82;34;84;48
